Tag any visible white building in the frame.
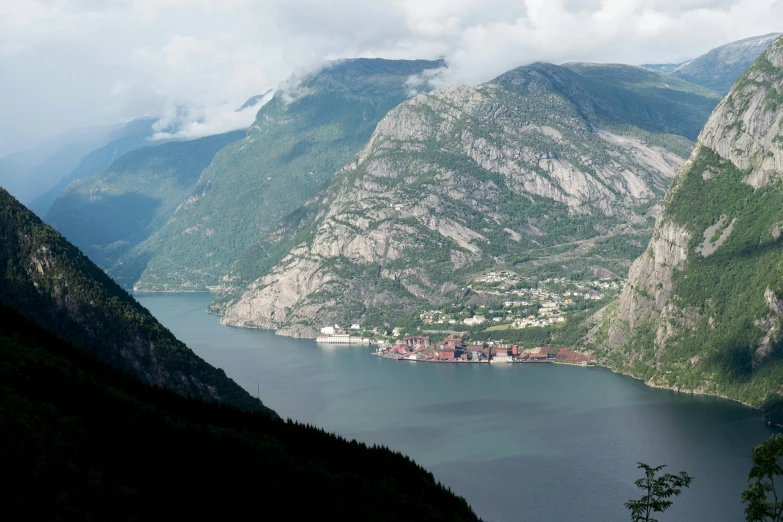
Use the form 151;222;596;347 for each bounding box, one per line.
464;316;486;326
491;354;512;363
320;326;336;335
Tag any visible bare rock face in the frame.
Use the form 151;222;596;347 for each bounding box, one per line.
215;62;703;337
699;41;783;188
593;36;783;413
604;220;691;350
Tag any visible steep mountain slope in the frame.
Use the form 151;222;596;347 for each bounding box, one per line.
29;117;161;216
673;33;781;94
592;36;783;424
0;188;268;412
127;58;444;291
0;302;479;521
0;123;120;204
211;63;719;337
562;63;719;143
45;130;244;284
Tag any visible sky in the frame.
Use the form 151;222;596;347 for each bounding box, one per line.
0;0;781;156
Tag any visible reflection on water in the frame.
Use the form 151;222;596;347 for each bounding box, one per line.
138;292;776;522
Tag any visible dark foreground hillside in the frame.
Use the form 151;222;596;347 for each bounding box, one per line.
0;187;266;412
0;302;479;521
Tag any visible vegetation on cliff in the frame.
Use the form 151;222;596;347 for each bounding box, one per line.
593;36;783;425
0;188;267;411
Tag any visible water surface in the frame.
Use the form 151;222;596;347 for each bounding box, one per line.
138;292;775;522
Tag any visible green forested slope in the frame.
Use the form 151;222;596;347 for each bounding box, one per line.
45;130;244;285
126;58;443;291
0;302;479;521
0;188;267;412
563;62;720;143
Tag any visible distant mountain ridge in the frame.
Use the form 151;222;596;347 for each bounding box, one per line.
0;188;270;412
209;62;720;337
0;123;123;204
672;33;781;94
29;117;161;216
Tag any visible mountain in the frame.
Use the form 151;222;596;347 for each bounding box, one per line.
29;117;160;217
124;58;444;291
0;303;479;521
641;62;688;74
0;123;121;204
238;89;274;110
45;130;245;284
672;33;781;94
209;62;720;337
0;188;269;412
591;35;783;425
560;63;719;141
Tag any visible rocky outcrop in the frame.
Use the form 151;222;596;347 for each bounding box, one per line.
699;45;783;187
595;36;783;417
215;62;712;336
602;220;691;350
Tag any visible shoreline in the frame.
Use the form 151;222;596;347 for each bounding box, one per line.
152;296;780;428
590;362;783;428
372;352;564;364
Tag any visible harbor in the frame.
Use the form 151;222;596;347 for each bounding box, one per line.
372;335;592;364
314;325;593;365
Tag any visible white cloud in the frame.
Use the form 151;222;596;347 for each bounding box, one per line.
150;89;275;140
0;0;780;155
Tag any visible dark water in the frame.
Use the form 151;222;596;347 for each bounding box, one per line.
137;292;776;522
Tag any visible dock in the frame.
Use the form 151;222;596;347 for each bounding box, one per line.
316;334;371;345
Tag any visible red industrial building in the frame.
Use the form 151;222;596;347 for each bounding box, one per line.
439;349;456;360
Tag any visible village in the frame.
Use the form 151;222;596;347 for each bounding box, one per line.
416;271;621;331
314;270;619;364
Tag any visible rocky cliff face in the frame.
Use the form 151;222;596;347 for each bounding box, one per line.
0;188;271;413
595;36;783;421
213;63;717;336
